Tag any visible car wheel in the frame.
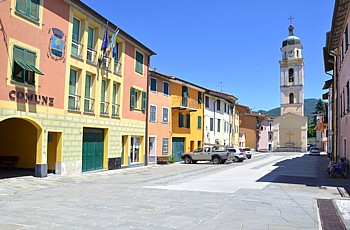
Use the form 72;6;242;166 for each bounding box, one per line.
233;157;239;162
212;157;220;164
184;156;192;164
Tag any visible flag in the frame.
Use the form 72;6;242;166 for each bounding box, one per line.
101;21;109;53
110;29;119;59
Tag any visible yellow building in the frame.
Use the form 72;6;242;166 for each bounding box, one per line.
169;78;205;162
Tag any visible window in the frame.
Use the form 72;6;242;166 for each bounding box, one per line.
135;50;144;74
84;74;94;113
289;93;294;104
205;96;209;108
224;121;227;133
112;83;120;117
68;69;80;110
217;119;221;132
150;78;157;92
186;114;190;128
72;17;82;58
162;138;169;154
224;103;227;113
163;82;169;95
87;27;95;63
288;68;294;82
12;46;43;85
182;86;189;107
162;107;169;123
216;100;221;110
210;118;214;131
179;113;190;128
197;116;202;129
346;24;349;52
16;0;40;22
130;87;146;111
100;79;108;115
179;113;184;128
198;92;202;104
150;105;156;122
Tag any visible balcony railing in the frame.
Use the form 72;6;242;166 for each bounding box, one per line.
114;61;122;76
86;48;97;65
68;94;81;111
101;56;111;71
100;101;109;115
112;103;120;117
84;97;95;113
172;96;199;111
71;41;83;59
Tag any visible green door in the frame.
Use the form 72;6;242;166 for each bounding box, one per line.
172;137;184;162
82;128;104;172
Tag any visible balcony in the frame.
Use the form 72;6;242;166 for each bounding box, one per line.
114;61;122;76
171;96;199;111
86;48;97;65
68;94;81;111
84;97;95;113
100;101;109;116
112;103;120;118
101;56;111;71
71;41;83;59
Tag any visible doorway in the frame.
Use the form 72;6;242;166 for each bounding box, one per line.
47;132;62;174
149;137;156;163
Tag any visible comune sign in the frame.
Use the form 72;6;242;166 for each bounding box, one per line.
9;90;54;106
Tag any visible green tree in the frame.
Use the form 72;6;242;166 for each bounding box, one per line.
308;99;325;138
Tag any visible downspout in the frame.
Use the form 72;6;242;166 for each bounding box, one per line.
329;49;337;162
144;56;154;166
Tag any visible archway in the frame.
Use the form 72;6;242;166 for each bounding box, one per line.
0;117;42;178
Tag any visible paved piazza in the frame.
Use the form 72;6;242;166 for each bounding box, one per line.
0;152;348;229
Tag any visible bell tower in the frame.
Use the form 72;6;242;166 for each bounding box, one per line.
279;19;305;116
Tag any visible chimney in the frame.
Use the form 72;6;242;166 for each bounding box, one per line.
153;68;156;72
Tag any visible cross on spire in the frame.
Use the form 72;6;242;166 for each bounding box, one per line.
288;16;294;25
218;82;224;92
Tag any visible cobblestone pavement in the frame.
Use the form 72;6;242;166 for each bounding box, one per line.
0;152;349;229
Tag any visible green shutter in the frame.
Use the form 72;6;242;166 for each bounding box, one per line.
198;92;202;104
186;114;190;128
13;46;25;60
182;86;188;98
88;27;94;49
141;91;146;111
16;0;27;15
72;18;80;42
112;84;117;104
25;50;36;64
29;0;39;21
198;116;202;129
130;87;135;109
179;113;184;128
135;51;143;74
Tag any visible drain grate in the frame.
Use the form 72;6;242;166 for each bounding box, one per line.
317;199;346;230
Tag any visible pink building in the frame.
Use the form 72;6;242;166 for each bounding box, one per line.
324;0;350;162
258;118;273;152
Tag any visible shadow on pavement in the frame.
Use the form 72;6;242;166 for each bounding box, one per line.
0;168;34;179
256;154;350;194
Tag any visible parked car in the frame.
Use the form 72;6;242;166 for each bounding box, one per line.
307;144;314;151
243;147;252;159
309;147;320;156
181;146;230;164
226;147;246;162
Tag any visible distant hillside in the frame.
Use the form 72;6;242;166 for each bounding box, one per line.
256;98;319;122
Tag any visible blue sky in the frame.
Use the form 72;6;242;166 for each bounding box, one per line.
82;0;334;110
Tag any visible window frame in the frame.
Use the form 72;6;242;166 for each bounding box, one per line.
15;0;40;23
135;50;144;75
163;81;170;96
150;77;157;92
162;107;169;123
150;105;157;122
162;138;169;154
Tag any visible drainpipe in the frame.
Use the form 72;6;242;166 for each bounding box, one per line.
329;49;337;162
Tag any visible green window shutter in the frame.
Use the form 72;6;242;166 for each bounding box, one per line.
198;92;202;104
26;50;36;64
179;113;184;128
29;0;39;21
135;51;143;74
13;46;25;60
16;0;27;15
141;91;146;111
130;87;135;109
182;86;188;98
197;116;202;129
72;18;80;42
186;114;190;128
87;27;94;49
112;84;117;104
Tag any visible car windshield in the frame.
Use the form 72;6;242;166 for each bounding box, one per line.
245;148;251;151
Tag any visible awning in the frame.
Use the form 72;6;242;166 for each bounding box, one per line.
15;60;44;75
323;79;333;90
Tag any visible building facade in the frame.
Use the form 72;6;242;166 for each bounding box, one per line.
323;0;350;162
0;0;154;177
258;117;273;151
272;23;308;152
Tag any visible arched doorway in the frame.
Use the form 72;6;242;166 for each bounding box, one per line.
0;117;42;178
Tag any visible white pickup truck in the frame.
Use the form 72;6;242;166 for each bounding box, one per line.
181;146;246;164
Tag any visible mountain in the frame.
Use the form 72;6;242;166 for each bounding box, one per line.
256;98;319;122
